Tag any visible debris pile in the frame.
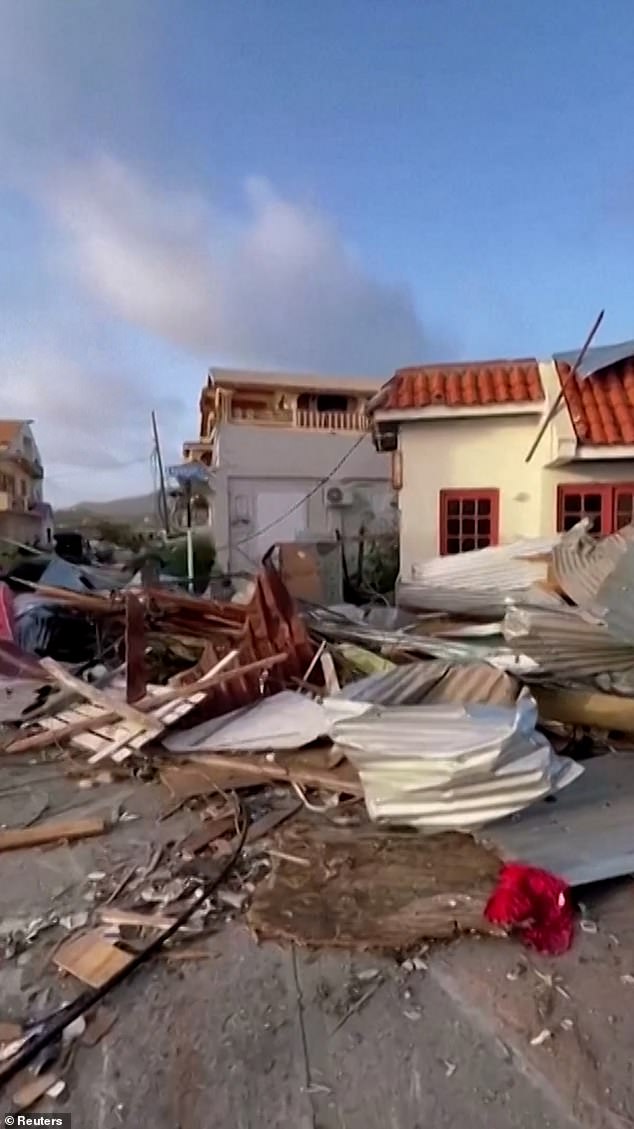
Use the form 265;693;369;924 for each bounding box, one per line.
3;521;634;1110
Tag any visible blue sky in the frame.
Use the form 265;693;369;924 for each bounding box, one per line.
1;0;633;503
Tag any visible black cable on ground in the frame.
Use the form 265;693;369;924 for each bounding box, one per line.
0;809;248;1089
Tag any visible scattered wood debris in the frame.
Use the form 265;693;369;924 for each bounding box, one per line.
10;1071;62;1111
0;817;107;853
54;931;133;987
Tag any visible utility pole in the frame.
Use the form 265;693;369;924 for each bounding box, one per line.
151;410;170;535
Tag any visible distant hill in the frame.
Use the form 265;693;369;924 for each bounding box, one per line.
55;492;161;530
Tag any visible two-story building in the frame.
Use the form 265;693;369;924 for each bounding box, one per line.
182;369;393;571
0;420;52;547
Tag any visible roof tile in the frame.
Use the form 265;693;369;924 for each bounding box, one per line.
384;361;544;411
556;358;634;445
0;421;22;447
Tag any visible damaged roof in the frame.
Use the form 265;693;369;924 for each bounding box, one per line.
383;361;544;412
376;340;634;447
555;354;634;445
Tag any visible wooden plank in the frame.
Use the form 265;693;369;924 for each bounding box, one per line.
54;931;132;987
246;801;302;844
81;1006;118;1047
110;745;140;764
40;658;164;735
87;727;147;764
189;752;363;796
4;650;281;757
74;703;108;719
11;1072;60;1111
125;591;147;703
0;817;106;852
534;685;634;733
179;814;236;854
73;733;118;755
98;907;176;929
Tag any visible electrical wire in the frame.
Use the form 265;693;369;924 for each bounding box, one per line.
0;808;248;1086
214;431;368;557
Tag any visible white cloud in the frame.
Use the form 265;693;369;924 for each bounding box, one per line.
45;156;426;375
0;348;183;504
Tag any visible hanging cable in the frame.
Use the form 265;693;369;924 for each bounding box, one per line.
214;431;368;558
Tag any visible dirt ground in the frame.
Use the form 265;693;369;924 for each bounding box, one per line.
0;758;632;1129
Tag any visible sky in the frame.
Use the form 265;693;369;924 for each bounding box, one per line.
1;0;634;505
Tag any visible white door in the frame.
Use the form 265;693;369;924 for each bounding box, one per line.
254;489;308;561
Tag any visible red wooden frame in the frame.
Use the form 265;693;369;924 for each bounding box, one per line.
439;489;499;555
557;483;634;536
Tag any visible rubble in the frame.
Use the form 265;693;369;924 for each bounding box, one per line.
4;523;634;1111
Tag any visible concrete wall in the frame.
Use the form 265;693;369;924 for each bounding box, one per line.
398;415;544;575
211;424;391;572
0;511;42;546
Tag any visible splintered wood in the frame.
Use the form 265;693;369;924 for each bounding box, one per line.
24;679;212;765
249;820;503;950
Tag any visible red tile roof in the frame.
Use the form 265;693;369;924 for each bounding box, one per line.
556;358;634;445
384;361;544;412
0;421;22;448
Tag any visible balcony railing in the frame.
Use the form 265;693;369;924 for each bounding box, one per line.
227;407;370;432
0;493;39;514
12;453;44;479
294;408;369;432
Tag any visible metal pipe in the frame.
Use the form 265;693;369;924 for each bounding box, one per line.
525;309;605;464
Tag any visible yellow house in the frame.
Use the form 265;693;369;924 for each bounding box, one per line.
371;341;634;577
0;419;50;546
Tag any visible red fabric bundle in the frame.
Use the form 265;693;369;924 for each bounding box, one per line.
485;862;574;955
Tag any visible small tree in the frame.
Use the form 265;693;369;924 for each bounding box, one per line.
163;534;216;593
94;520;144;551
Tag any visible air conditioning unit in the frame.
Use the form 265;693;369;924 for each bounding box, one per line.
325;484;354;508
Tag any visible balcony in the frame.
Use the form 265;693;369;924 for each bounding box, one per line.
0;492;39;514
227;407;370;432
13;453;44;479
182;438;216;467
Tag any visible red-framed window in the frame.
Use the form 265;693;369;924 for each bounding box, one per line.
439;489;500;555
557;483;634;535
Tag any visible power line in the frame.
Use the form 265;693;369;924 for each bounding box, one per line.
215;432;368;557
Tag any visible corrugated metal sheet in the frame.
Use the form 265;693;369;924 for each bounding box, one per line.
398;534;566;616
554;340;634;381
590;542;634;646
164;690;369;753
552;521;634;609
397;583;563;616
339;660;519;708
481;753;634;886
329;691;582;831
411;535;559;584
305;607;520;665
503;605;634;678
